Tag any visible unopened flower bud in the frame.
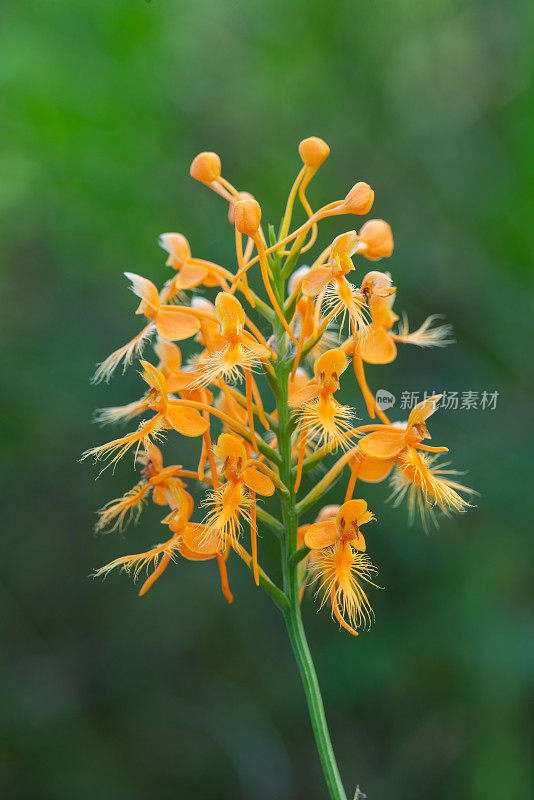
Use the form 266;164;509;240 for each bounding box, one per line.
344;182;374;215
233;198;262;237
159;233;191;267
228;191;256;224
298;137;330;169
358;219;394;260
190;151;221;184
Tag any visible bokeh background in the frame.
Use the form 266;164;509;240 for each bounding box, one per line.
2;1;533;798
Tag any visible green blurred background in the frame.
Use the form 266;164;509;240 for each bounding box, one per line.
2;0;533;798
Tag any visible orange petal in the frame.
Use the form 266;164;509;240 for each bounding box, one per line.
154;338;182;371
152;485;168;505
140;360;168;400
241;333;271;359
155;309;201;341
181;523;220;558
407;395;441;429
358;455;395;483
304;519;339;550
369;294;398;329
165;405;209;436
337;499;368;522
288;380;319;407
358;430;405;460
125;272;160;312
302;266;332;297
243;466;275;496
175;263;208;290
360;325;397;364
166;371;202;392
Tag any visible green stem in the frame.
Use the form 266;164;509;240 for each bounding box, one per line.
272;259;348;800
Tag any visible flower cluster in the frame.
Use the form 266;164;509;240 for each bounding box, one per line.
85;138;473;637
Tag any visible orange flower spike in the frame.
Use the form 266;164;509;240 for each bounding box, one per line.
233;198;299;346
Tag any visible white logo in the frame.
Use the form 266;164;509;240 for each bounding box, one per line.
376;389;395;410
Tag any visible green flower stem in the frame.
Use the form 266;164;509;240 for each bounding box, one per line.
270;261;348;800
256;507;284;537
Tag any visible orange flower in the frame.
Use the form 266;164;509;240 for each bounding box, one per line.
200;434;275;584
290;349;355;491
357;286;453;365
158;232;233;298
93;272;210;383
83;361;209;469
95;497;233;603
193;292;272;450
95;444;192;533
302;232;368;334
357;396;473;528
305;500;379;636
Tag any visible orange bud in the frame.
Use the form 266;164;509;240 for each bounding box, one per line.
228;191;255;224
159;233;191;266
190;151;221;184
233;198;262;237
298;136;330;169
344;182;374;215
358;220;394;260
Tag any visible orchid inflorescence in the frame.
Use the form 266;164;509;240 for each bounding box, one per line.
85;137;473;639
